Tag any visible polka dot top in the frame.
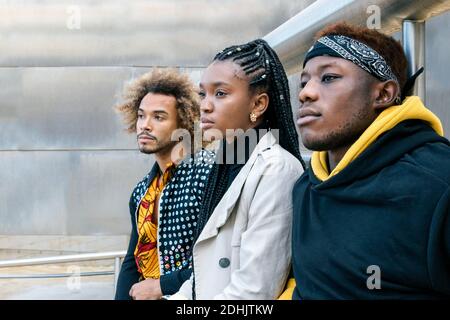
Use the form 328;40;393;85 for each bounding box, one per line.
131;149;215;276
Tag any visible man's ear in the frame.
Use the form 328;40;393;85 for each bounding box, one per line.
373;80;401;112
251;92;269;118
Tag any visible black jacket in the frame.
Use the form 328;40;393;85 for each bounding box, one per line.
115;150;214;300
292;120;450;299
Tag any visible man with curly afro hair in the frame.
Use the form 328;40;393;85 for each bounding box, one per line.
291;22;450;299
115;69;214;300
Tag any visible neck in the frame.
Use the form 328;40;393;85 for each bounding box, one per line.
220;121;268;165
224;119;265;144
249;118;264;130
154;147;175;173
327;145;351;172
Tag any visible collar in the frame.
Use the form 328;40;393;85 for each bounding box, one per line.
311;96;443;181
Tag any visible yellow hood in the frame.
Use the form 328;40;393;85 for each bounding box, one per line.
311;96;444;182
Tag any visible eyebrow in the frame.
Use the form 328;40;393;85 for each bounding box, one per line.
199;81;230;88
301;62;340;78
138;108;169;115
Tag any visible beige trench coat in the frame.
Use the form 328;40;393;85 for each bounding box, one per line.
172;132;304;300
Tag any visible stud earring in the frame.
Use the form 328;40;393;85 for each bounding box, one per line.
395;96;402;105
250;112;257;123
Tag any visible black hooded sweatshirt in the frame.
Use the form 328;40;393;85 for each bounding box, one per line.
292;120;450;299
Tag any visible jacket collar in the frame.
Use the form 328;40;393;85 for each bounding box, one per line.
145;162;161;187
195;131;278;244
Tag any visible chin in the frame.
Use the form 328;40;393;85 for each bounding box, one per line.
301;132;318;149
202;128;224;142
301;136;330;151
303;143;324;152
139;146;156;154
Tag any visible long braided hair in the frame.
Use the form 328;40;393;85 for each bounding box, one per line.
193;39;305;245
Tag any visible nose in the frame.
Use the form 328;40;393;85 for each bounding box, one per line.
298;79;319;105
138;116;152;132
200;95;213;114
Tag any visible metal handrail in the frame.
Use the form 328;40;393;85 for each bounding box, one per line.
0;251;126;268
0;250;126;292
264;0;450;75
0;271;115;279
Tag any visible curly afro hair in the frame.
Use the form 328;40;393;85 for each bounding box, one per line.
116;68;200;140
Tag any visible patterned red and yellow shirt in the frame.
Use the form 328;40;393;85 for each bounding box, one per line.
134;163;175;279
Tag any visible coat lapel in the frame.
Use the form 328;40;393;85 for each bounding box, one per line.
195;132;277;244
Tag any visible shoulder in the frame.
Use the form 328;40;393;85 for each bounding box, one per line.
164;150;214;194
401;140;450;187
179;149;215;171
172;150;215;188
193;149;216;167
130;168;154;205
242;143;304;197
293;168;310;190
257;143;304;176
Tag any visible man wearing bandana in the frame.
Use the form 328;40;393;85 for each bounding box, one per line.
291;22;450;299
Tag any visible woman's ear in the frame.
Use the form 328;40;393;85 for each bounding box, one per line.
251;92;270;118
373;80;401;112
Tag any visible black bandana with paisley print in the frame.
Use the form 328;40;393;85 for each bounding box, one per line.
304;34;398;84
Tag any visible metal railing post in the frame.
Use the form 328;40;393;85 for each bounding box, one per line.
402;20;426;102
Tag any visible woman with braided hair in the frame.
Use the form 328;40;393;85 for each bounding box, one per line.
170;39;305;300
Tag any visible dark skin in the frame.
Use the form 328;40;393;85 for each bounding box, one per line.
297;56;400;171
199;60;269;143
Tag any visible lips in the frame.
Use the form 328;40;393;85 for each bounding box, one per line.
297;107;321;127
138;134;156;141
200;117;214;129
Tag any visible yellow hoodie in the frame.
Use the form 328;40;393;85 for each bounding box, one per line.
279;96;444;300
311;96;444;182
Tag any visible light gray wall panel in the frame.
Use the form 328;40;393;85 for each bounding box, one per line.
0;0;316;67
0;1;448;238
0;150;153;235
0;67;150;150
0;67;211;150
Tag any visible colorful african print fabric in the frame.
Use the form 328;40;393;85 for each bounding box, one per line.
134;163;174;279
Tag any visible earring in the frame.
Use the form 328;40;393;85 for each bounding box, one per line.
250;112;257;123
395;96;402;105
